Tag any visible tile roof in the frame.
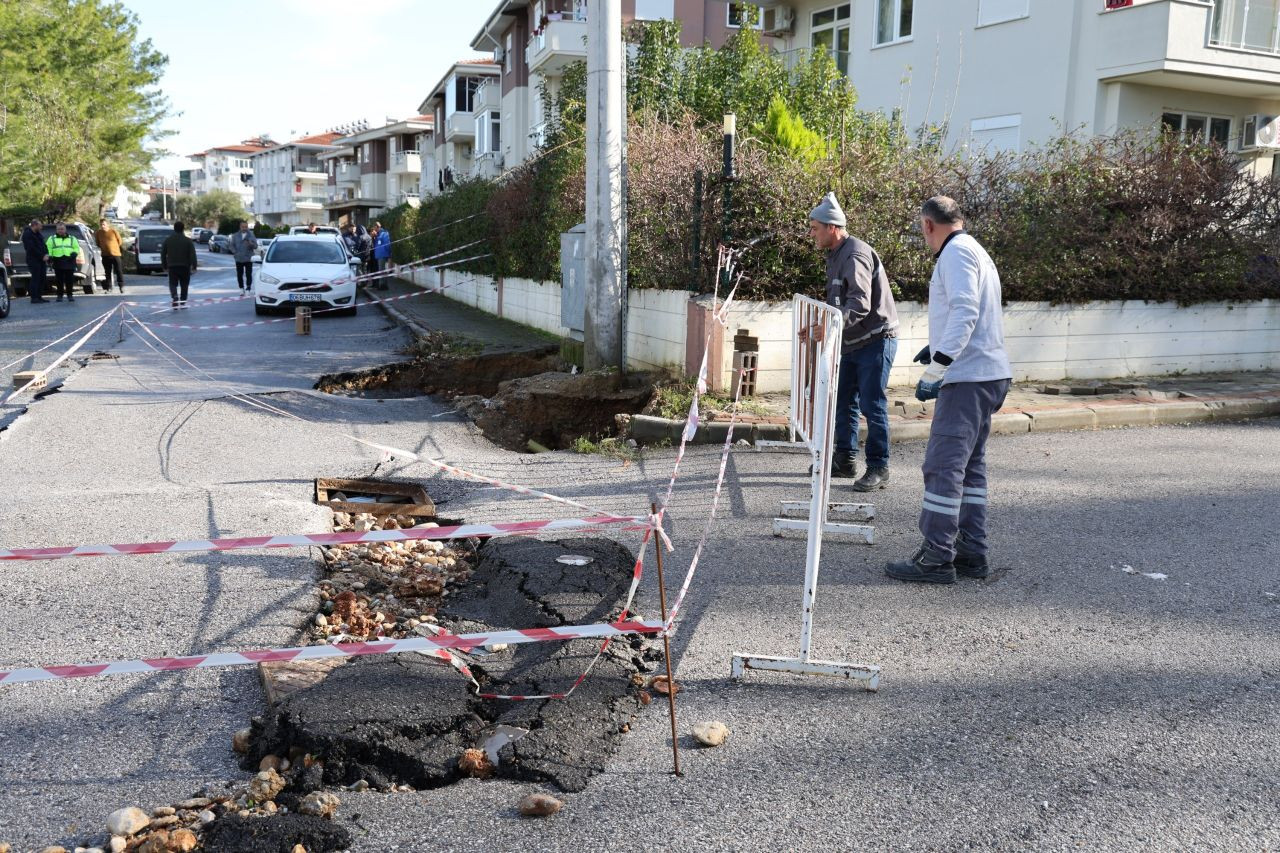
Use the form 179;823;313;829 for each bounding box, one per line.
291;131;345;145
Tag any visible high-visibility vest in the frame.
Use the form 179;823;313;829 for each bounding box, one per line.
46;235;80;259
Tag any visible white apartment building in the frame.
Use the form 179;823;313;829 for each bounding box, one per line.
458;1;1280;179
250;133;342;227
186;139;274;207
465;1;738;184
770;0;1280;175
321;116;434;226
420;59;503;195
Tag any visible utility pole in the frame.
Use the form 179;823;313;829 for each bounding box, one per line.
584;0;625;371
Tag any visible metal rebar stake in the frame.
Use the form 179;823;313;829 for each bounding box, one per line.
651;502;682;777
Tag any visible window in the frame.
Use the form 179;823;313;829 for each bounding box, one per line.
727;3;764;28
969;114;1021;153
490;110;502;152
811;4;851;75
875;0;913;45
1211;0;1280;54
455;75;480;113
977;0;1029;27
1163;112;1233;147
504;32;513;73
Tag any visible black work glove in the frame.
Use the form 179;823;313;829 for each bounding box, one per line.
913;345;931;365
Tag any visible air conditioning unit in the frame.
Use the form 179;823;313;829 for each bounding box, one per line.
1242;114;1280;150
763;4;795;33
493;45;506;64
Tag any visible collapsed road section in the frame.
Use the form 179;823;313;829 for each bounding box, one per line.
245;535;662;795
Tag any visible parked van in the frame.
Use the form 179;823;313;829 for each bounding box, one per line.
132;226;171;275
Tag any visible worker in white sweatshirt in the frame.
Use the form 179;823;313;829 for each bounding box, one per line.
887;196;1013;584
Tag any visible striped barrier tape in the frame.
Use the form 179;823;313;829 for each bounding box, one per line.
343;241;488;285
0;515;650;562
0;619;665;686
0;305;125;374
134;287;440;331
1;305;122;405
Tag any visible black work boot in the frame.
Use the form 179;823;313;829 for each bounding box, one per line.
886;545;956;584
831;453;857;479
953;551;990;579
852;467;889;491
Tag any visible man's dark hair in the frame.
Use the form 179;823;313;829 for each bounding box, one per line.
174;221;185;232
921;196;964;225
239;219;247;227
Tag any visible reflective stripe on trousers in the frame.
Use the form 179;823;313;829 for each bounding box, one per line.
918;378;1010;560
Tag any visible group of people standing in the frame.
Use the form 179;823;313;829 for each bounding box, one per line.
808;192;1012;586
17;219;126;303
341;221;392;289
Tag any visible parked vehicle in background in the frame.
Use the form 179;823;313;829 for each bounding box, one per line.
131;226;170;274
193;228;212;244
255;237;274;258
209;234;231;253
253;235;360;316
288;225;340;236
6;221;105;296
1;246;11;319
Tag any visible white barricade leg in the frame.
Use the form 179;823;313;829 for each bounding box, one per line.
732;294;881;690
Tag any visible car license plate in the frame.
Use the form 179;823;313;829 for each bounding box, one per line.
290;293;323;302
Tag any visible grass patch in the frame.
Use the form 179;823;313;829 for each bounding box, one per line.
649;378;770;420
570;435;639;461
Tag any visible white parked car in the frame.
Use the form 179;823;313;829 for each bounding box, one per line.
252;235;361;317
132;226;172;275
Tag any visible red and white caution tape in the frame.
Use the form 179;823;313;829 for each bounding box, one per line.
1;304;121;404
0;619;664;686
134;287;439;331
344;240;488;285
0;515;650;563
0;304;124;374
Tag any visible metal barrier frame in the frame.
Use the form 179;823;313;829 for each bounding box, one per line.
733;294;881;689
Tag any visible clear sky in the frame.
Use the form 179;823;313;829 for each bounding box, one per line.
126;0;493;176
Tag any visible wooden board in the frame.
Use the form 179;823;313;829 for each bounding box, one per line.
314;477;436;518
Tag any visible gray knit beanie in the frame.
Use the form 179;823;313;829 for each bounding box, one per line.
808;192;846;227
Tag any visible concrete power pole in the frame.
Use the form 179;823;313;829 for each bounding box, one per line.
584;0;625;371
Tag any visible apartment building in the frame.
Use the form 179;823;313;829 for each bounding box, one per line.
321;116;434;226
418;59;503;194
185;139;274;206
765;0;1280;175
250;132;343;227
461;1;741;187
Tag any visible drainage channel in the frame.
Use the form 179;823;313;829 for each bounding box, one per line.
62;477;663;852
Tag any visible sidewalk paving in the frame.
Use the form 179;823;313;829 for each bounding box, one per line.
370;276;1280;441
363;277;557;354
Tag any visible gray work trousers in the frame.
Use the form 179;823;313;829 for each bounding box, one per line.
919;378;1011;560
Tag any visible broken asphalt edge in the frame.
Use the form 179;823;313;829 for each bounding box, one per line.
361;283;435;341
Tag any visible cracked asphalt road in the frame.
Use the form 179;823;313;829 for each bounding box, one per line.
0;251;1277;850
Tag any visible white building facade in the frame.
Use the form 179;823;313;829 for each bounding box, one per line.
322;117;433;226
186;139;273;208
420;59;503;194
773;0;1280;174
250;133;341;227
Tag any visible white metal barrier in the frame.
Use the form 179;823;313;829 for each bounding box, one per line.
733;294;881;689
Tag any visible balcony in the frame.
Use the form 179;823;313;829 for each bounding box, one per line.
392;149;421;174
445;110;475;142
335;162;359;185
295;159;325;176
526;18;587;75
294;195;327;208
1097;0;1280;98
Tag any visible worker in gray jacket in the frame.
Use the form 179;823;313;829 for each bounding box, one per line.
229;221;259;291
808;192;899;490
887;196;1012;584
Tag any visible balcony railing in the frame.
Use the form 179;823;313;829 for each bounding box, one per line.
392;150;422;174
1210;0;1280;55
527;18;588;74
295;160;325;174
335;162;359;183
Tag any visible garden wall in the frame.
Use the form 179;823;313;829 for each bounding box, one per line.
416;267;1280;391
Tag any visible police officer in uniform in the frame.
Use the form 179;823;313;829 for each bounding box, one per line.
44;223;82;302
887;197;1012;584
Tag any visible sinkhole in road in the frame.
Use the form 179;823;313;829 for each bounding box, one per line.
313;342;659;452
242;483;662;800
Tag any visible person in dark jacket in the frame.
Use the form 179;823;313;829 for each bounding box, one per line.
21;219;49;303
808;192;900;490
160;221;198;309
354;223;372;276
